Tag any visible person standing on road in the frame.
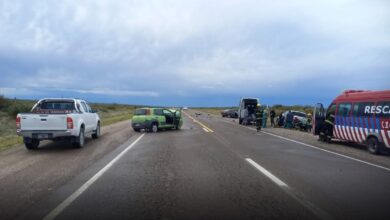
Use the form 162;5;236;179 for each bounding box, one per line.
262;107;268;128
307;113;312;132
270;109;276;127
255;104;263;131
284;110;293;128
277;112;284;127
319;113;335;143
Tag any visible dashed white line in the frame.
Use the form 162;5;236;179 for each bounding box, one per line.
218;118;390;172
260;130;390;172
43;133;145;220
246;158;288;187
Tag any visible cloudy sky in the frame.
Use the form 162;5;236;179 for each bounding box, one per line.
0;0;389;107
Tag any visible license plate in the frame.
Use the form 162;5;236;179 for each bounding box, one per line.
37;134;49;139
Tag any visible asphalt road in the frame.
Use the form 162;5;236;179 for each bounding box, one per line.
1;111;390;220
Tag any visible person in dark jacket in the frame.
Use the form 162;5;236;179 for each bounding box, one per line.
284;110;293;128
270;109;276;127
277;112;284;127
319;113;335;143
255;104;263;132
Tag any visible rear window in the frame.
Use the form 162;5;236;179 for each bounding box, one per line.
135;109;150;115
40;101;75;110
32;101;76;114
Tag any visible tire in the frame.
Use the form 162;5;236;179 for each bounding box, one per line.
367;137;381;154
92;123;100;139
239;118;243;125
151;123;158;133
73;127;85;148
133;128;140;132
25;138;39;150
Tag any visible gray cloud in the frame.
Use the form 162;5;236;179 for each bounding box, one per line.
0;0;389;104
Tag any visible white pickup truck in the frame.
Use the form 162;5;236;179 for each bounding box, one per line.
16;98;100;150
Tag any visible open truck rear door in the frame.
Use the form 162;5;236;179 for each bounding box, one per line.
313;103;325;135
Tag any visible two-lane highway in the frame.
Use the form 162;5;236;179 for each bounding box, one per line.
3;111;390;220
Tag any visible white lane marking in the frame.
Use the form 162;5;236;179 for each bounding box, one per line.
246;157;331;220
202;127;209;133
261;130;390;172
218;118;390;172
43;134;146;220
246;158;288;187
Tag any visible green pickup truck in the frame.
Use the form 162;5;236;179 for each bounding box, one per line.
131;108;183;132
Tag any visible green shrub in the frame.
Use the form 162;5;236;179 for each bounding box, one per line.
6;103;32;117
0;95;8;110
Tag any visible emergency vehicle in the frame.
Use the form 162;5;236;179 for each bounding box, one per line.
313;90;390;154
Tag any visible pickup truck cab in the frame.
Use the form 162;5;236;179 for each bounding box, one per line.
132;108;183;132
16;98;100;150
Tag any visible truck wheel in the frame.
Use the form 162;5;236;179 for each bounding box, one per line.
92;123;100;139
367;137;381;154
73;128;85;148
25;139;39;150
133;128;140;132
151;123;158;133
239;118;243;124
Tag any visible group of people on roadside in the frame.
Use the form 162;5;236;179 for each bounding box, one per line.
255;103;276;131
254;104;312;132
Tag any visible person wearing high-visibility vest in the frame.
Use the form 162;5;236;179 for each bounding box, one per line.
255;103;263;132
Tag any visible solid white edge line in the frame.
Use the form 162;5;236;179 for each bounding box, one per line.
246;158;288;187
219;119;390;172
43;133;146;220
260;130;390;172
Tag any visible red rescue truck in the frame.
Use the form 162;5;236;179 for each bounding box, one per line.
313;90;390;154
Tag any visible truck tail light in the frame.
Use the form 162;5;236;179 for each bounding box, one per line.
16;117;21;129
67;117;74;129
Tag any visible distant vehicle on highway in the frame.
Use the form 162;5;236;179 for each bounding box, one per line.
313;90;390;154
132;107;183;132
221;109;238;118
238;98;259;125
16;98;101;150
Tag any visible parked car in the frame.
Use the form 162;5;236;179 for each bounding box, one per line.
277;110;307;126
221;109;238;118
238;98;259;125
131;107;183;132
16;98;100;150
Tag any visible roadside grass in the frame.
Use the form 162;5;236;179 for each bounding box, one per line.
101;112;133;126
0;98;137;151
0;136;23;151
